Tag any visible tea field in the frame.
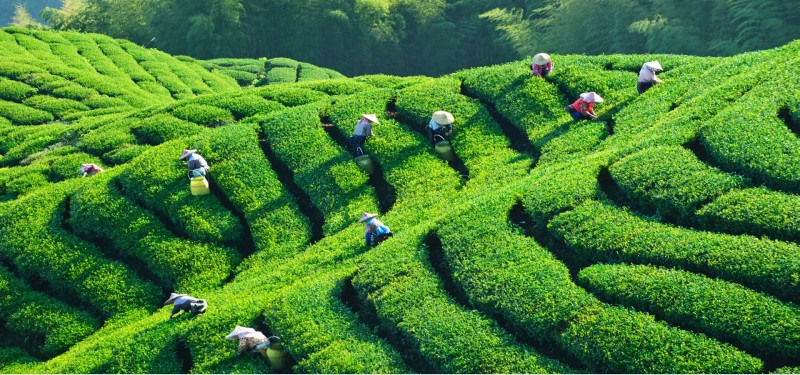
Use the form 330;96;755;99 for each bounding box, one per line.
0;27;799;374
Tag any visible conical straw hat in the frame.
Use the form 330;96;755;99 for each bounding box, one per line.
533;53;551;65
179;149;197;160
644;61;663;71
358;212;378;223
432;111;454;125
579;92;604;103
361;114;380;124
164;293;189;305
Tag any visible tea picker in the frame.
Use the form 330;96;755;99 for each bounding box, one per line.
78;163;104;177
179;149;211;196
427;111;455;161
226;326;287;370
350;114;379;174
566;92;603;122
358;212;393;247
532;53;553;77
164;292;207;318
637;61;663;94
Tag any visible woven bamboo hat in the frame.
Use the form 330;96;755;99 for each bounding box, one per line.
358;212;378;223
179;149;197;160
432;111;455;125
164;293;189;305
533;53;551;65
361;114;380;124
579;92;604;103
644;61;663;71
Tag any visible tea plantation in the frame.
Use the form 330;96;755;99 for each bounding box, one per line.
0;27;799;374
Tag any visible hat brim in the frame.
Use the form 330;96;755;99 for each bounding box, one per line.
358;214;378;223
432;111;454;125
179;150;197;160
362;114;380;124
533;54;551;65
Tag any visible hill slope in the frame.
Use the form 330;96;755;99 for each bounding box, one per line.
0;28;799;374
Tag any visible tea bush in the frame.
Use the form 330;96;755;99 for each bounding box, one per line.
70;169;241;292
697;187;800;241
118;141;245;246
608;145;747;221
0;265;100;358
0;179;161;318
257;101;379;235
549;200;800;303
579;263;800;360
0;78;37;101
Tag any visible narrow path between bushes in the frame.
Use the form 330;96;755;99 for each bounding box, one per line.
320;115;397;214
387;100;470;183
206;175;256;257
339;277;430;374
459;83;540;165
257;135;324;244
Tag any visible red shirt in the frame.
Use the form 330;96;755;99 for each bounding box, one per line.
571;99;594;113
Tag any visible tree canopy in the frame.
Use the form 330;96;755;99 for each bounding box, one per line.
25;0;800;76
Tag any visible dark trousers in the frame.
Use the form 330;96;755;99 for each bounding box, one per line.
350;135;367;155
567;107;586;122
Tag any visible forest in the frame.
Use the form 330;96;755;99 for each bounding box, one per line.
7;0;800;84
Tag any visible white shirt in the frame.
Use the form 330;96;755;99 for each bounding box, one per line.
638;65;661;83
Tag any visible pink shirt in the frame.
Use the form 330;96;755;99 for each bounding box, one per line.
532;61;553;77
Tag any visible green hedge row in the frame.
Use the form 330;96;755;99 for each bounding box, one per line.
255;86;328;106
139;60;194;99
0;178;161;318
561;305;762;373
353;230;572;373
95;38;156;83
549;200;800;303
609;145;746;221
118;140;244;246
295;78;375;96
268;273;409;373
0;101;54;125
266;67;297;84
455;60;576;151
395;77;531;185
182;93;285;119
171;104;234;127
257;101;379;235
697;187;800;242
0;265;100;358
700;83;800;194
130;113;205;145
578;263;800;360
195;123;310;262
297;63;332;82
22;95;90;119
327;89;462;206
70;169;241;292
63;32;131;79
267;57;300;69
0;78;37;101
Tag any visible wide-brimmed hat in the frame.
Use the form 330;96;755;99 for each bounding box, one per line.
644;61;663;72
361;114;380;124
579;92;604;103
226;326;257;340
358;212;378;223
533;53;551;65
179;149;197;160
432;111;455;125
164;293;189;305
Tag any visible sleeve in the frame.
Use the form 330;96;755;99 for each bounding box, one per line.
237;338;250;355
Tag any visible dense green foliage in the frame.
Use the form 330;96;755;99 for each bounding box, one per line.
30;0;800;77
0;28;799;374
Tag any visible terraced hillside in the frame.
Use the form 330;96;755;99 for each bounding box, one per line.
1;27;799;374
